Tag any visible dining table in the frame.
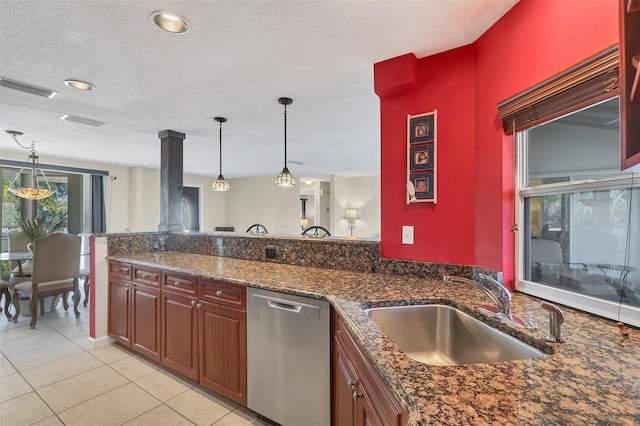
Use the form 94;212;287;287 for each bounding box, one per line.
0;251;32;276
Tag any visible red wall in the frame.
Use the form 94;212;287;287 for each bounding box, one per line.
375;0;618;287
376;46;477;265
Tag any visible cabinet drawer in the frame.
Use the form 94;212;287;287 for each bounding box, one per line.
109;261;131;280
200;279;246;308
163;272;198;295
133;266;161;287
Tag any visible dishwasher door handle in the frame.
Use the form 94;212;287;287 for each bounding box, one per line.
267;299;303;313
251;292;322;319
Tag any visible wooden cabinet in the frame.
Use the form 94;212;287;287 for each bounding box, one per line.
161;272;199;381
108;261;161;362
198;294;247;404
334;327;357;425
108;262;247;405
620;0;640;168
333;311;405;426
108;275;131;346
131;282;161;362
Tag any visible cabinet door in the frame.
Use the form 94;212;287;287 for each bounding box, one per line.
334;315;405;426
199;300;247;405
108;277;131;346
131;283;161;362
333;334;357;426
355;386;384;426
161;290;199;380
620;0;640;168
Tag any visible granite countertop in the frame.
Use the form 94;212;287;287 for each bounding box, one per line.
110;251;640;425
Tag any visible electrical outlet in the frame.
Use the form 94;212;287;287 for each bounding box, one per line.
402;226;414;245
266;245;277;259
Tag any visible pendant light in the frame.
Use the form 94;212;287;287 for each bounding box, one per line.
5;130;54;200
275;97;295;187
212;117;230;192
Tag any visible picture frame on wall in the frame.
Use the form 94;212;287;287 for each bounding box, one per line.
407;110;437;203
409;145;434;170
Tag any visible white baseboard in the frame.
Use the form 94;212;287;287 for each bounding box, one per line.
87;335;112;348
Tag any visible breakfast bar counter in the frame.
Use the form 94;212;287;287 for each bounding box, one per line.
110;251;640;425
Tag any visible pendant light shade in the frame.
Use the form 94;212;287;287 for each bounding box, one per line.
275;97;295;187
212;117;230;192
6;130;54;200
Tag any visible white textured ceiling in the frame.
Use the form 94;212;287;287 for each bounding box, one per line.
0;0;517;179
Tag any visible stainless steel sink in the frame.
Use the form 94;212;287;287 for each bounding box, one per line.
364;304;544;366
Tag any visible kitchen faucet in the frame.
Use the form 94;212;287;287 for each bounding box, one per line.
442;274;536;329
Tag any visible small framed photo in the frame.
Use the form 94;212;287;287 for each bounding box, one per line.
409;114;435;144
410;145;434;170
410;172;435;200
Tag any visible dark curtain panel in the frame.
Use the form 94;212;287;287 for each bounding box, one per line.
91;175;106;233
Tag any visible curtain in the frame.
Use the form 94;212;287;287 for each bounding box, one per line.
91;175;106;233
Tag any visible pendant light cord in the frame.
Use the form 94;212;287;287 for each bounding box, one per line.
218;121;223;176
283;103;288;167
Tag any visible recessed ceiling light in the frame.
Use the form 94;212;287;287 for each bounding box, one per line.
64;80;95;90
150;11;189;33
304;178;313;184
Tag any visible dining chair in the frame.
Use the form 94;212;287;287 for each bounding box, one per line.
79;266;90;307
7;228;32;284
0;279;11;320
11;232;81;328
78;233;91;307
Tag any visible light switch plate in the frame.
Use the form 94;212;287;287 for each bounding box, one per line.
402;226;414;245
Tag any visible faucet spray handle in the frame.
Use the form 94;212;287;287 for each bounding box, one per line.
540;301;566;343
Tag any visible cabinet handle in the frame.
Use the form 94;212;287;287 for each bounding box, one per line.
196;303;202;308
191;300;197;306
348;380;356;391
352;389;363;400
216;290;223;297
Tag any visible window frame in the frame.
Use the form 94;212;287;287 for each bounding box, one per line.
515;129;640;326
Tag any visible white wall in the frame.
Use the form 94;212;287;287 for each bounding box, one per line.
3;150;378;237
184;176;226;232
126;167;227;232
330;175;380;239
225;176;299;235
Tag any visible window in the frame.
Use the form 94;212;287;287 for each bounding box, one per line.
516;98;640;327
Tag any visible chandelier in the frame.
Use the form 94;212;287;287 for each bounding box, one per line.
6;130;54;200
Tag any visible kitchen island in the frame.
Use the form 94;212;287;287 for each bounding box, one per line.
109;251;640;425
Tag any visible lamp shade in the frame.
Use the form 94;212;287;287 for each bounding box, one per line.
6;131;54;200
343;208;359;220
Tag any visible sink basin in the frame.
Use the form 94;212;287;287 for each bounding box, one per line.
364;304;544;366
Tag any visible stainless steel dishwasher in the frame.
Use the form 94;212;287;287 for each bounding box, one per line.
247;287;330;426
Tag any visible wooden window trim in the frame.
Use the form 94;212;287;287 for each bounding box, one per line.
620;0;640;169
497;45;619;135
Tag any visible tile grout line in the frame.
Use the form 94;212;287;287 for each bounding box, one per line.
1;348;66;425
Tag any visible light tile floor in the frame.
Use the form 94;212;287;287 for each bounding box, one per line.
0;300;272;426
